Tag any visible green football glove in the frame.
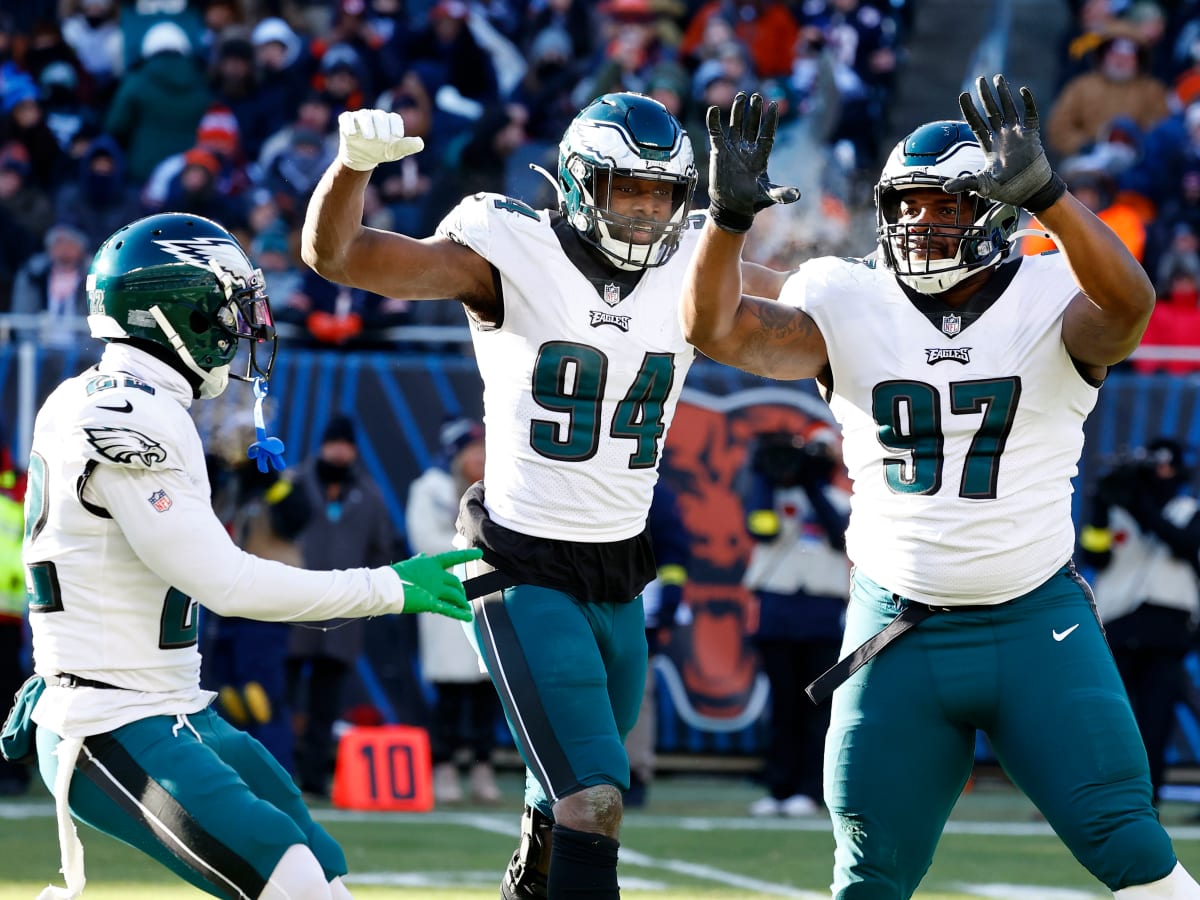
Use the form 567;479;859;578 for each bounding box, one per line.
390;548;482;622
706;91;801;234
943;74;1066;215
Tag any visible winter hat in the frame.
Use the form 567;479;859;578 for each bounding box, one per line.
251;17;302;67
321;414;357;446
141;21;192;59
439;417;483;459
197;106;239;154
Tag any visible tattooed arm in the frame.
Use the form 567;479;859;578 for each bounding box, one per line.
681;222;829;380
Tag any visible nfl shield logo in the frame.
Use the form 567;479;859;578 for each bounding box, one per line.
149;489;173;512
941;313;962;336
603;283;621;307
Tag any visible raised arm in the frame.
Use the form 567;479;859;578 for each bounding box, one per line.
301;110;495;308
944;75;1153;369
681;93;828;380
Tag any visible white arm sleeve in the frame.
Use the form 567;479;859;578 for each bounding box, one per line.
89;463;406;620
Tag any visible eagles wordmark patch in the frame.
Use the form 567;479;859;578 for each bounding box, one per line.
926;347;971;365
589;310;631;332
84;426;168;466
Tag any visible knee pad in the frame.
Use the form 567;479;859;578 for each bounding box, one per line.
259;844;332;900
501;804;554;900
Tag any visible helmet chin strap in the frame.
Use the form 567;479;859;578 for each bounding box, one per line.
149;305;229;398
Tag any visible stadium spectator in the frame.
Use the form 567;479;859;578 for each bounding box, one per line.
313;42;370;118
53;134;145;252
310;0;389;103
259;89;338;174
104;21;212;183
407;417;503;806
250;15;313;146
286;413;397;798
741;428;848;818
1022;168;1146;263
680;1;799;80
201;411;312;773
0;69;66;190
403;0;500;118
1131;227;1200;375
0;142;54;252
162;146;250;231
10;221;90;346
60;0;123;99
1081;439;1200;805
261;126;336;226
1046;36;1170;159
142;104;254;214
39;60;99;155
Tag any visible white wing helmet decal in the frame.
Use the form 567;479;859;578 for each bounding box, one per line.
152;237;260;295
84;425;168;467
154;237;250;276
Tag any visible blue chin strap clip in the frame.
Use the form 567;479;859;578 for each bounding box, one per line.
247;377;286;473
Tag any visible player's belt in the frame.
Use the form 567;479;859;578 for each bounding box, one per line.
805;602;941;705
462;569;518;600
46;673;123;690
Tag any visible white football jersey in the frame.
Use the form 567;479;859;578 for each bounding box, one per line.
781;253;1095;606
26;344;406;737
437;194;700;541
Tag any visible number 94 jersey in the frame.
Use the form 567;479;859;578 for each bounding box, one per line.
437;193;700;542
781;253;1096;607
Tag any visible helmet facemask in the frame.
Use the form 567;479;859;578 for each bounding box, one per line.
876;121;1020;294
558;93;697;271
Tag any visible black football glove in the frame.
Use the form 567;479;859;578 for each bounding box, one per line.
706;91;801;234
943;74;1066;215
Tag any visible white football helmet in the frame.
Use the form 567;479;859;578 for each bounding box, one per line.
876;120;1020;294
557;92;697;270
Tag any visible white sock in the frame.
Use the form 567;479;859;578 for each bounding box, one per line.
257;845;332;900
328;877;354;899
1114;863;1200;898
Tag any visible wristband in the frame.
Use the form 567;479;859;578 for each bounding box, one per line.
1023;172;1067;215
709;205;755;234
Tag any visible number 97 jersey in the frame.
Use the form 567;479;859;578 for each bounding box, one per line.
782;252;1097;607
437;193;700;542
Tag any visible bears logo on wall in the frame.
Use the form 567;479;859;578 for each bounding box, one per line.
654;385;840;737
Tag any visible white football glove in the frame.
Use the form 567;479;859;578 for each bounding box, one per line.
337;108;425;172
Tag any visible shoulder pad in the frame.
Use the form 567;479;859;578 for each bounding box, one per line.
437;192;546;261
76;382;184;471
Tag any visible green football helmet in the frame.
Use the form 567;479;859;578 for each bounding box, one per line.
876;120;1020;294
558;92;696;270
86;213;277;398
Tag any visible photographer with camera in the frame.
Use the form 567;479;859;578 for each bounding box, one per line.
742;427;850;817
1080;437;1200;805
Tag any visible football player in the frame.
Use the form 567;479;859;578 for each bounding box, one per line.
680;76;1200;898
10;212;480;900
301;94;794;899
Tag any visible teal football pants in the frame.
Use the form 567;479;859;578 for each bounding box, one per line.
825;565;1177;898
471;583;647;814
37;707;345;899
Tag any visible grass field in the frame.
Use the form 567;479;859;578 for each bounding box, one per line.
4;769;1200;899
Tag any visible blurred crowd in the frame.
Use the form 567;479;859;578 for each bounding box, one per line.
1030;0;1200;372
0;0;909;349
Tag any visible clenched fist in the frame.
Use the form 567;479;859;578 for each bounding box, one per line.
337;109;425;172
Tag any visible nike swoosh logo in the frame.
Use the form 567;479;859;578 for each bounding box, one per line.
1052;624;1080;642
97;400;133;413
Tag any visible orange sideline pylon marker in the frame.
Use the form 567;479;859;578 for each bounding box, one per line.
331;725;434;812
